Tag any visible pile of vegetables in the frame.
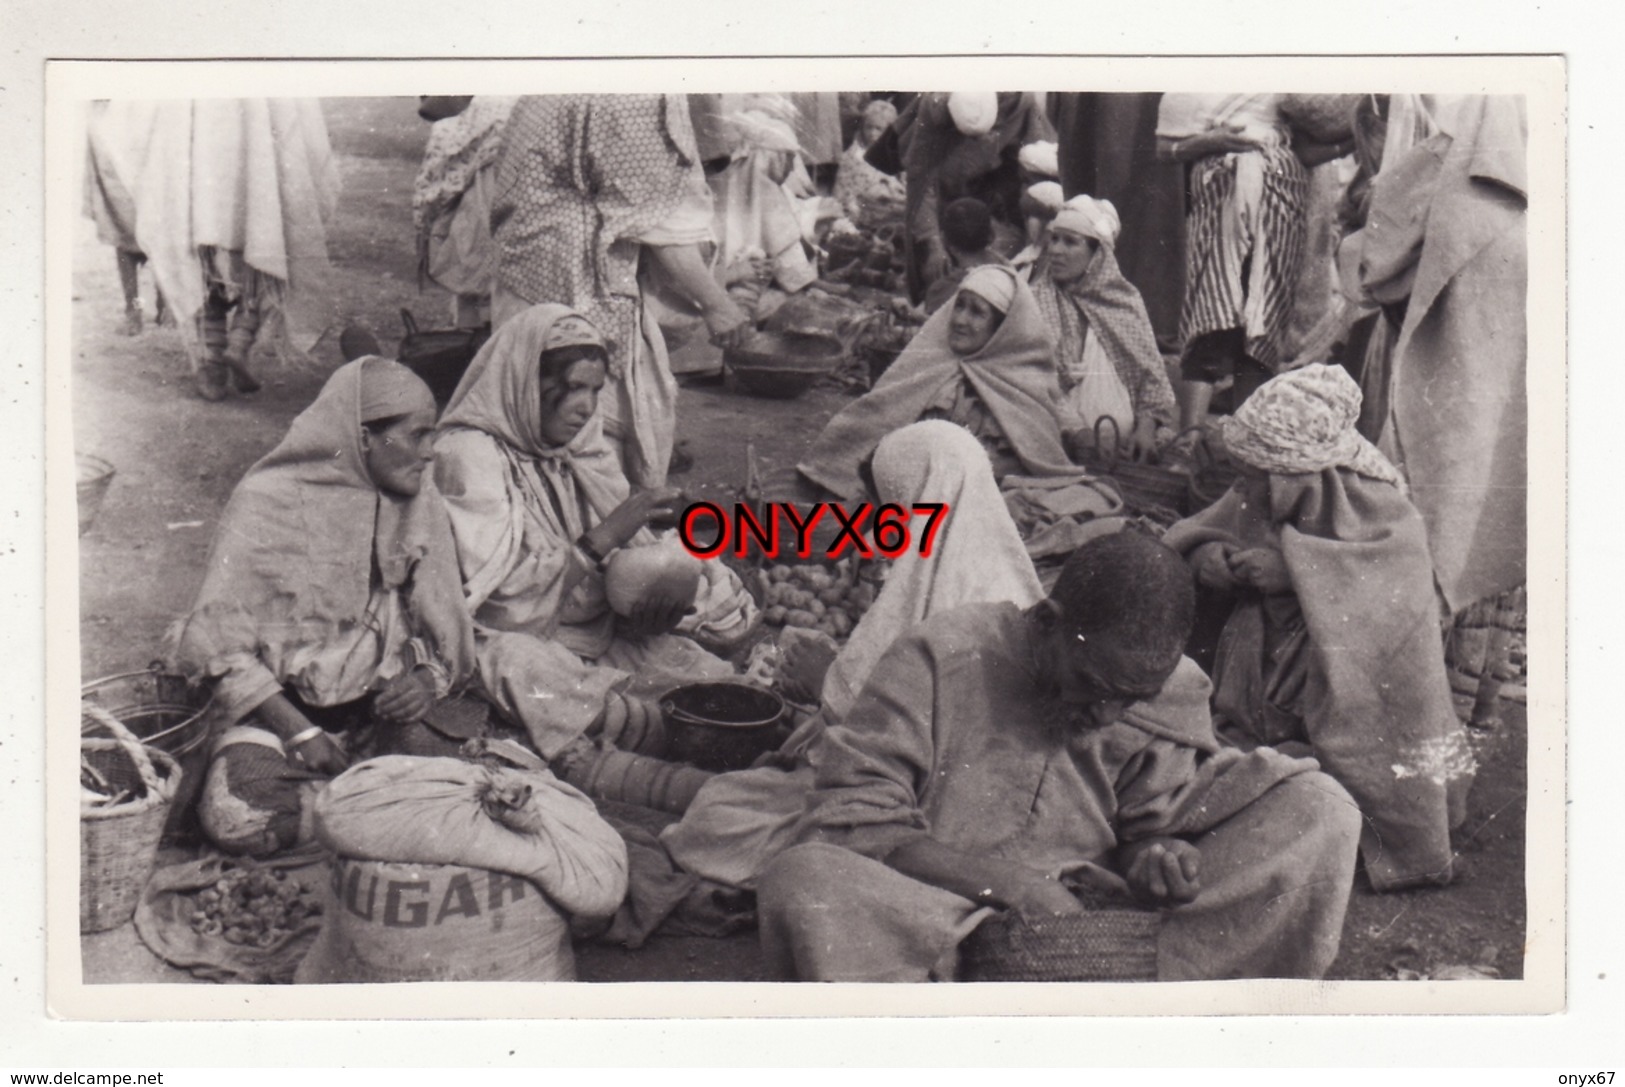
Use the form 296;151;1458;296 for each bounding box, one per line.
757;560;878;641
186;862;322;948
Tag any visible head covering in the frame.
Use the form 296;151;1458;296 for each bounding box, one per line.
1026;180;1065;213
540;312;608;355
1017;140;1059;178
359;357;437;423
724;109;802;155
1051;195;1122;247
172;358;475;723
947;92;999;137
959;265;1018;314
1220;363;1402;484
820;421;1044;720
861;98;899;129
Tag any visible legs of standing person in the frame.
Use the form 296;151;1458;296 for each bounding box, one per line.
757;841;991;981
194;249;263;401
222;259;264;395
115;248;144;335
1157;770;1361;980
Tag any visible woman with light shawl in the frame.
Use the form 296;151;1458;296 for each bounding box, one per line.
119;98;340;402
490;94;749;487
1024;195;1178;460
834;98;907;228
661;421;1047;889
1162;364;1473;892
798;265;1122;564
708;108;819;296
433;305;756;762
413;95;517;329
171;358;475;854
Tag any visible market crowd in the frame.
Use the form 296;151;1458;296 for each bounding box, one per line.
81;89;1528;983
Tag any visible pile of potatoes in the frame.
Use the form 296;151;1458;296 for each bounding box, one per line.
186;864;321;948
757;560;878;642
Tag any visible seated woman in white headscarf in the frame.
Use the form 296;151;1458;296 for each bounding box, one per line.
660;420;1047;889
834;98;907;228
1024;195;1178;462
172;357;476;855
1162;364;1472;892
433;305;758;762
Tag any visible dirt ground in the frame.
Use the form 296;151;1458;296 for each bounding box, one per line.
72;96;1527;985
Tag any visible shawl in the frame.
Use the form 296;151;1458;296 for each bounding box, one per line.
1370;95;1528;611
435;304;633;625
797;276;1086;501
171;358;476;720
820;421;1045;720
127;98;340;357
413;95;517;271
1163;468;1469;889
1026;241;1176;426
711;144;817;293
490;94;704;380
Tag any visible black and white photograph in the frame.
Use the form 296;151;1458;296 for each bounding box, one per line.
39;54;1564;1022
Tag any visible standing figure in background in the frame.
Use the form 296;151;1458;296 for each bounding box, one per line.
83;100;168;336
709;109;819;297
897;91;1056;305
413;95;517;329
125;98;340;402
491;94;749;487
1024;196;1177;461
833;98;907;228
1157;93;1310;430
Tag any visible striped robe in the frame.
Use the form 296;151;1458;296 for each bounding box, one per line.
1179;142;1310;370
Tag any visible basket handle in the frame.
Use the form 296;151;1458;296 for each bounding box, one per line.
1094;416;1123;470
399;308;420;338
81;702;166;799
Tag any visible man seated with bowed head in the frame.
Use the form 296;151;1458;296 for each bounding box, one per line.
757;531;1362;983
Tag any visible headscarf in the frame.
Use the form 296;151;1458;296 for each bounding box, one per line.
172;358;476;718
1026;181;1065;213
1027;215;1174;422
1017;140;1059;178
360;357;437;422
1220;363;1401;484
947;92;999;137
820;422;1045;720
1052;194;1122;247
799;276;1096;500
959;264;1017;313
724;109;802;155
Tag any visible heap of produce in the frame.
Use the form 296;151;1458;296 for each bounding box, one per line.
186;863;322;948
756;559;878;641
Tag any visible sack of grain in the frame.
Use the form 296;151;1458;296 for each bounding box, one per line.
293;856;574;982
314;756;629;918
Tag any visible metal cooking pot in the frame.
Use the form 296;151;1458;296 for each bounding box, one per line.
659;682;787;772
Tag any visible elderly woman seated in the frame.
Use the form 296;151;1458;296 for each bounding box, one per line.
799;265;1124;567
1024;195;1179;462
173;358;477;855
432;304;758;763
1163;364;1473;892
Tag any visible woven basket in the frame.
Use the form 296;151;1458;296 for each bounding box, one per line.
81;704;182;932
1186;431;1244;512
77;453;116;537
960;896;1162;982
1078;418;1191;520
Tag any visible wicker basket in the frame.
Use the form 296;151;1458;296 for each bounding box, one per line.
1186;431;1244;512
960;894;1162;982
77;454;116;537
81;705;182;932
1078;418;1191;520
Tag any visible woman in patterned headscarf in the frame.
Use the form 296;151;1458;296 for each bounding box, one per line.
1162;363;1472;893
490;94;750;487
1024;195;1177;461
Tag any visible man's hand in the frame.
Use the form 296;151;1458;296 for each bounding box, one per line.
290;729;349;776
1121;837;1201;906
373;668;436;725
1230;547;1292;595
1191;541;1240;592
1009;876;1089;923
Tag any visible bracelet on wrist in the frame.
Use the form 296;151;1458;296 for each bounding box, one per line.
287;725;324;748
